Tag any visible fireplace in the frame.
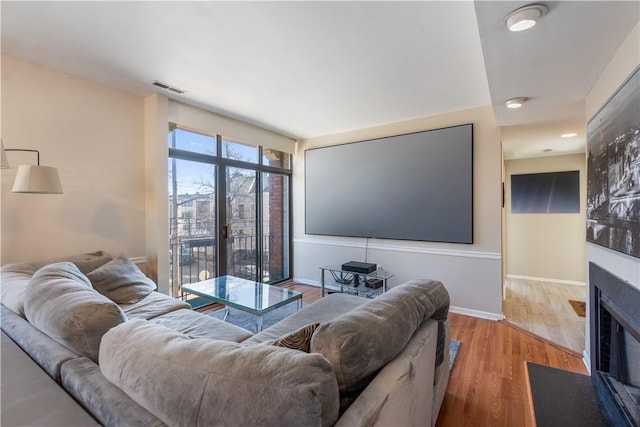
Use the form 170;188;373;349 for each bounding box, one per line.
590;262;640;427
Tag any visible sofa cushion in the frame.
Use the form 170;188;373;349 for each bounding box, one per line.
100;319;340;427
0;263;38;317
0;251;111;317
33;250;113;275
24;262;127;362
151;308;253;342
310;279;449;396
87;258;156;304
120;291;190;320
245;292;366;344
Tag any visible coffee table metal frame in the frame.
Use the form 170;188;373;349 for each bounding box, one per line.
182;275;303;332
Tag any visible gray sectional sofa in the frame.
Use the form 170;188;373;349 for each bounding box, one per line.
0;251;451;427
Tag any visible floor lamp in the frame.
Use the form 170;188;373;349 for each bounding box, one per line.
1;139;63;194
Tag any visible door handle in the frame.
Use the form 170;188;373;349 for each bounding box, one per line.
224;224;231;240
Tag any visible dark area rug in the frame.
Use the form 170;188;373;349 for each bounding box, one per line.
186;296;217;311
207;302;304;333
527;362;610;426
568;300;586;317
449;339;461;370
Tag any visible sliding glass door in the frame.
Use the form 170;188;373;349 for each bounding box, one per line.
225;166;258;280
168;127;291;297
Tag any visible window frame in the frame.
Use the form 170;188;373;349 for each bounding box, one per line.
168;125;293;286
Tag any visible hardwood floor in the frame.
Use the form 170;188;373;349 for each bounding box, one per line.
503;278;586;354
278;280;321;304
436;314;587;426
278;281;588;427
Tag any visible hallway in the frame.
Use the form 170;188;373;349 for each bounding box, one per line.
502;277;586;354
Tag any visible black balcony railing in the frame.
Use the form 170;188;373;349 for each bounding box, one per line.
169;233;277;298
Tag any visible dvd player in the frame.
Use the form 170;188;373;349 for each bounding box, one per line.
341;261;376;274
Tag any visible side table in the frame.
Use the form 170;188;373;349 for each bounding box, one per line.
319;265;394;298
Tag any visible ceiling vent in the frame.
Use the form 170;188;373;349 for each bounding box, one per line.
152;80;186;94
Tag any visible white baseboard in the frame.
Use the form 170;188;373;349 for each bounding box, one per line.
583;350;591;374
293;277;320;287
450;306;504;321
506;274;586;287
130;256;148;265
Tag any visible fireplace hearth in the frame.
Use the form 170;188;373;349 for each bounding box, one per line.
590;262;640;427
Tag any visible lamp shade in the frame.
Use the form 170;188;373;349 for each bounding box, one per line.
12;165;63;194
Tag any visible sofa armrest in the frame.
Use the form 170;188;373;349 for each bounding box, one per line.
1;332;99;426
1;304;80;381
335;319;439;427
61;357;167;427
119;291;189;320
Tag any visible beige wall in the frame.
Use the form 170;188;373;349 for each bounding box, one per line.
505;154;586;284
584;21;640;365
144;94;169;292
1;55;146;264
293;106;503;318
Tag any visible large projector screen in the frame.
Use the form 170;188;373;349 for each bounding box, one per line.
305;123;473;243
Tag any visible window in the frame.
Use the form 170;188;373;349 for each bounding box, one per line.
222;138;258;163
171;128;216;156
263;148;291;169
168;126;292;297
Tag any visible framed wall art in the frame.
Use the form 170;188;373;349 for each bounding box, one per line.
586;66;640;258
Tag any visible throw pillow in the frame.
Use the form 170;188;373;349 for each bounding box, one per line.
32;250;113;275
271;323;320;353
24;262;127;362
87;257;157;304
66;250;114;274
0;263;38;317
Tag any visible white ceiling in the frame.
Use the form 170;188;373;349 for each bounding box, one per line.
475;1;639;159
2;1;639;159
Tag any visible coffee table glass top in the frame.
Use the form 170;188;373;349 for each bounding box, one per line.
181;275;302;315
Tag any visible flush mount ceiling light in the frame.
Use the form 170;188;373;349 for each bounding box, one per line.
561;132;578;138
505;4;547;32
505;97;528;109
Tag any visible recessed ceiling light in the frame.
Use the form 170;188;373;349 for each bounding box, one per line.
505;97;528;109
505;4;548;32
561;132;578;138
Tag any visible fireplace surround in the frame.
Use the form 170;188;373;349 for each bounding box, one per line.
589;262;640;427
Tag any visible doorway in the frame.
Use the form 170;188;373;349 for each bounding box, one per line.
503;277;586;353
501;153;588;354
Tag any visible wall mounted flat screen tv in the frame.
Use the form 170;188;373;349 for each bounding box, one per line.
305;123;473;243
511;171;580;214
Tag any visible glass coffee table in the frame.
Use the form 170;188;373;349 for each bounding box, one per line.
181;275;303;332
